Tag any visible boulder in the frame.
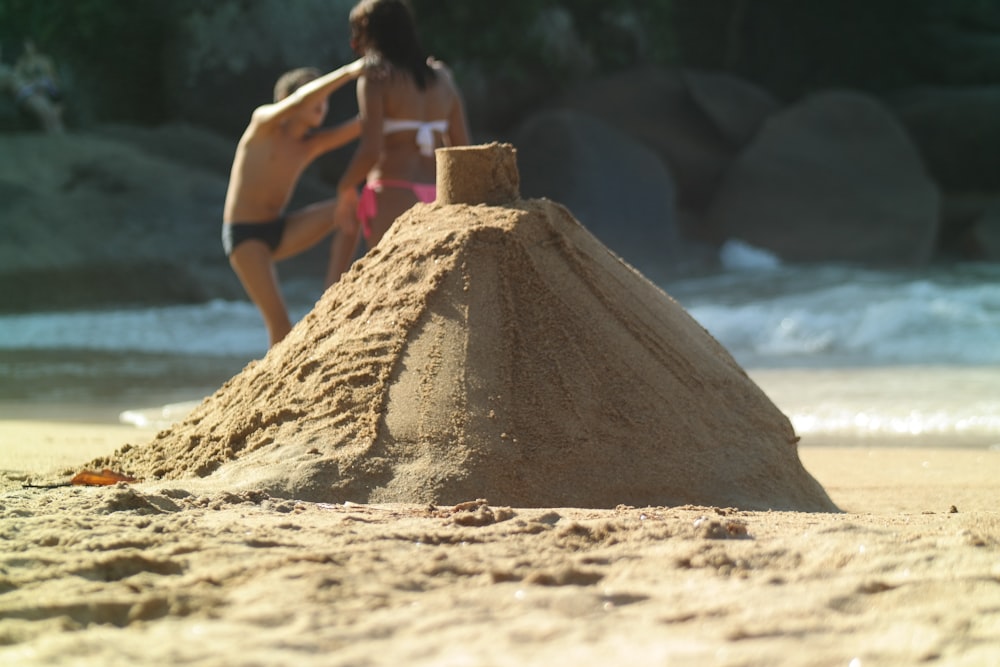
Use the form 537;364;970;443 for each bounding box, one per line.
0;132;236;310
0;92;25;131
706;90;940;264
674;1;1000;99
559;66;733;208
512;109;680;280
888;85;1000;192
976;209;1000;260
94;122;239;176
0;128;338;311
940;194;1000;261
680;69;780;146
904;3;1000;87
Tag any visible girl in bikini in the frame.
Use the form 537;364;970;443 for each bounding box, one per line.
327;0;469;286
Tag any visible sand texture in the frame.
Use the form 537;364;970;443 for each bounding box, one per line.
1;433;999;666
6;143;995;664
90;195;832;510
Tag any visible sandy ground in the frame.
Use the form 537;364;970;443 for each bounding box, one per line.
1;416;999;667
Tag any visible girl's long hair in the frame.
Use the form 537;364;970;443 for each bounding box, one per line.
350;0;436;90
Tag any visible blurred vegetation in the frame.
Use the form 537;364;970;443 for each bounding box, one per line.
412;0;674;79
3;0;1000;127
672;0;1000;99
0;0;173;122
1;0;675;126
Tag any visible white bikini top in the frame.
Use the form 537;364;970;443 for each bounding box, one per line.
383;118;449;157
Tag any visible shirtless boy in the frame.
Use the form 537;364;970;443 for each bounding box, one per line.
223;59;363;348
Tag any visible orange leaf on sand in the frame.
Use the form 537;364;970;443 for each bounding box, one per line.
70;469;138;486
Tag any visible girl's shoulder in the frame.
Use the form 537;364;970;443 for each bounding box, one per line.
427;57;451;76
360;59;394;91
426;58;458;90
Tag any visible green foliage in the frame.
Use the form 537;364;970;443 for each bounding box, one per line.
411;1;550;80
569;0;674;67
411;0;674;83
0;0;676;125
0;0;171;121
0;0;165;57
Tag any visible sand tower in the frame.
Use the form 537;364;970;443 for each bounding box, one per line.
100;144;836;512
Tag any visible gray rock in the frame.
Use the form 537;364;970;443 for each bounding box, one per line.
976;208;1000;261
889;85;1000;192
681;69;780;146
941;194;1000;261
513;109;681;280
0;132;234;310
0;129;338;311
559;66;733;208
0;94;24;131
706;90;940;264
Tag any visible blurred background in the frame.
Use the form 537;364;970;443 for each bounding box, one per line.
1;0;998;445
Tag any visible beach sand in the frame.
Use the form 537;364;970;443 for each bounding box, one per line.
1;414;998;667
3;146;997;665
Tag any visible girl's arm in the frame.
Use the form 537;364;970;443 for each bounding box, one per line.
336;72;384;195
442;68;470;147
329;71;384;253
447;91;470;147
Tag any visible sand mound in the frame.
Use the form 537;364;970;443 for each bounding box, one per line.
96;145;836;511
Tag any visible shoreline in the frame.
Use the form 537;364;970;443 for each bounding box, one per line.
4;362;999;445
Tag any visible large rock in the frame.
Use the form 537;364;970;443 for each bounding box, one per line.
977;209;1000;260
706;91;940;263
0;128;338;311
681;68;780;147
675;1;1000;99
0;92;26;131
559;66;734;208
889;85;1000;192
903;3;1000;87
940;194;1000;260
96;145;836;511
513;109;680;280
0;132;231;310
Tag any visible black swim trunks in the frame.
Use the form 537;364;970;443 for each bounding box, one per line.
222;218;286;257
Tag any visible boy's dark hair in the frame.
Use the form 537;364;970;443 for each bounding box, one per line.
274;67;321;102
350;0;435;90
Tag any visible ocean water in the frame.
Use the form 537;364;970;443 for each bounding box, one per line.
1;261;998;448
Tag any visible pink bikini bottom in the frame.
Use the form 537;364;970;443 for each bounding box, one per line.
357;179;436;239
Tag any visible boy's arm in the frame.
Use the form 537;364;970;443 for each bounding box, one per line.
255;59;365;125
307;116;362;159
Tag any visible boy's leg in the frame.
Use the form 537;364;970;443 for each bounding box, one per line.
273;195;362;288
272;198;340;261
229;241;292;347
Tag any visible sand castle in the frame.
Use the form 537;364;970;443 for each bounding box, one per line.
98;143;836;511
